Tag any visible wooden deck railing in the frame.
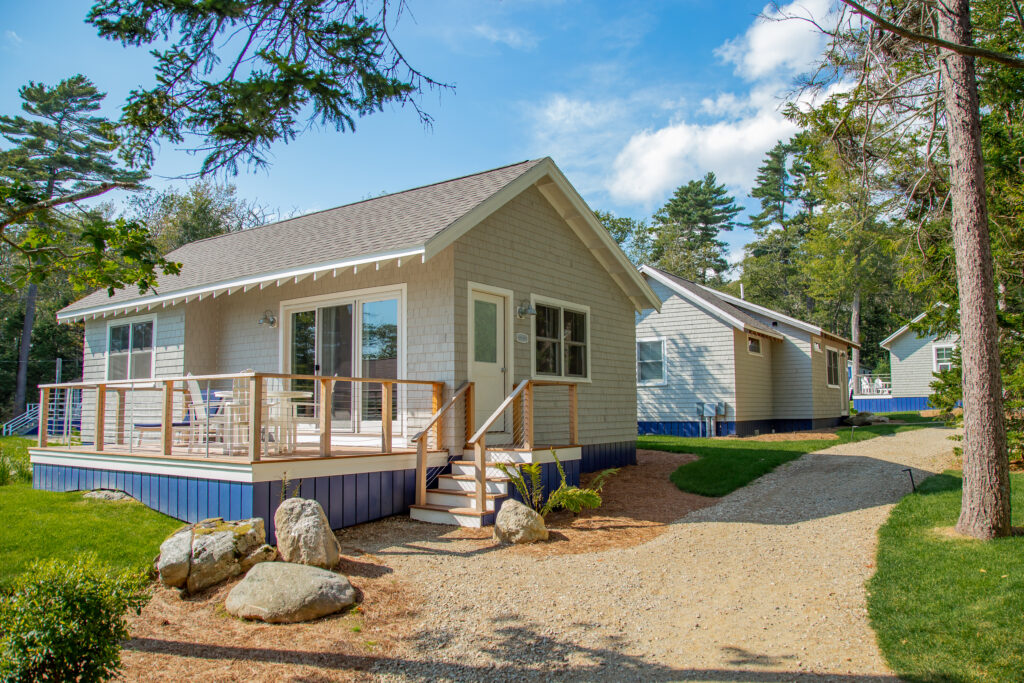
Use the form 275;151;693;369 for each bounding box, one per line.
38;372;445;462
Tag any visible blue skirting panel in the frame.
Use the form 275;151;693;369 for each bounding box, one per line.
33;463;446;544
852;396;932;412
580;441;637;472
640;417;846;438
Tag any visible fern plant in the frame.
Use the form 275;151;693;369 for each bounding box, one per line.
495;449;619;517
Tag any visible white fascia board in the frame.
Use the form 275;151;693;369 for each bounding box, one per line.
701;284;822;336
880;311;929;349
56;245;426;322
424;157;661;312
641;266;749;333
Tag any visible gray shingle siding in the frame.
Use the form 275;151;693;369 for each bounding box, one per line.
636;281;737;422
890;331;957;398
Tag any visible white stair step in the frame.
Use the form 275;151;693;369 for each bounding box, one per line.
482;448;535;464
409;504;492;527
450;460;519;478
436;475;508;494
425;489;503;511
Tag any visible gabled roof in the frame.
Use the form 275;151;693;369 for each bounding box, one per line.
880;305;951;349
59;158;659;321
639;266;784;340
697;283;859;348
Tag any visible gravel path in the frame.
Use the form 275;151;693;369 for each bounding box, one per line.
349;427;955;682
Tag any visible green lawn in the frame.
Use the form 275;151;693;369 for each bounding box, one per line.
868;472;1024;682
641;418;932;497
0;437;180;590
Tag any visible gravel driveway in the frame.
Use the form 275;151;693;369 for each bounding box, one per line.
350;427;955;682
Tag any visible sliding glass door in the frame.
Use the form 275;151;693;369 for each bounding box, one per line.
286;293;399;434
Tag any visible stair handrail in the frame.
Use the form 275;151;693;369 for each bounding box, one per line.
466;379;530;446
412;381;474;507
3;403;40;436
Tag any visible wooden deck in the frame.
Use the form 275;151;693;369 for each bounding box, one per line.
31;441;432;464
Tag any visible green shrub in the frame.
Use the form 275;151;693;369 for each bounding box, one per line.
496;450;619;517
0;555;149;682
0;439;32;486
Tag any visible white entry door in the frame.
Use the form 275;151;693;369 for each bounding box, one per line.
470;291;506;432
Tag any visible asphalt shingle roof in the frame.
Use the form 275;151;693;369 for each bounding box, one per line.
643;266;779;337
63;159;544;314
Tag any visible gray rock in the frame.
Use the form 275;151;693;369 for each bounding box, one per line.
274;498;341;568
493;499;548;544
845;412;873;427
83;490;133;501
241;544;278;571
157;528;193;588
225;562;355;623
187;530;242;593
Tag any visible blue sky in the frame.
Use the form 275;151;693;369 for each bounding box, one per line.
0;0;832;263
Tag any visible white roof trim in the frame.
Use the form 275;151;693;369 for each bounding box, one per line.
56;246;425;322
425;157;660;312
641;266;783;340
880;311;929;349
701;283;857;346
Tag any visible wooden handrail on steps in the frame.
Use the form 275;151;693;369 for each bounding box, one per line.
411;381;474;506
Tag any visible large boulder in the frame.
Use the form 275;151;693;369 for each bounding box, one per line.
156;518;277;594
493;499;548;544
225;562;355;623
274;498;341;568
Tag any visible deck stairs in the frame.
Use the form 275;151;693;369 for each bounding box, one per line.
409;447;528;527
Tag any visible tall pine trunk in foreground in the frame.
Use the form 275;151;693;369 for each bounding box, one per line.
938;0;1011;539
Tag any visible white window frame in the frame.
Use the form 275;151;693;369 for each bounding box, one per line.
636;337;667;387
933;343;956;373
104;314;157;381
814;340;823;353
530;294;592;383
826;346;841;388
747;334;763;356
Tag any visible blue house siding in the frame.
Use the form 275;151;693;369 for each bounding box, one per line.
639;417;845;437
852;396;932;412
638;421;736;437
580;441;636;472
33;462;446;544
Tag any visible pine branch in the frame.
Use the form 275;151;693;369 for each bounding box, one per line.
1;181;137;231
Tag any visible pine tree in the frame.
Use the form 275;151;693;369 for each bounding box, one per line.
650;172;740;283
0;75;147;413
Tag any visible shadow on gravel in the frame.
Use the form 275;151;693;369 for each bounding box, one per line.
126;621;902;682
678;453;944;526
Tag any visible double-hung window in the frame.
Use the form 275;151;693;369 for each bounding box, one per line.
534;301;588;379
637;338;666;385
826;347;841;387
107;319;154;380
934;345;955;373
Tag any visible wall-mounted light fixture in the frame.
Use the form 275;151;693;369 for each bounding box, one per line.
516;301;537;319
257;310;278;328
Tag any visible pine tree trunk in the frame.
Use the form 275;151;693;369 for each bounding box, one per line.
938;0;1011;539
13;283;38;414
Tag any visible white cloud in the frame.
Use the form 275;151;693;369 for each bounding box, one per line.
715;0;835;81
473;24;538;50
4;30;23;46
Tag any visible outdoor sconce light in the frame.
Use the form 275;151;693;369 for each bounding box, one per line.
257;310;278;328
516;301;537;319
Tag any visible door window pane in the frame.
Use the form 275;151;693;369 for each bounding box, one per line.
320;305;354;425
474;300;498;363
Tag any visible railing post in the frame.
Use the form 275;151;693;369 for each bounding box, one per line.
568;383;579;445
474;435;487;513
415;438;427;506
432;382;444;450
94;384;107;452
248;375;263;462
381;381;393;453
319;378;332;457
160;380;174;456
523;382;534;451
38;388;49;447
115;389;127;446
464;382;475;448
